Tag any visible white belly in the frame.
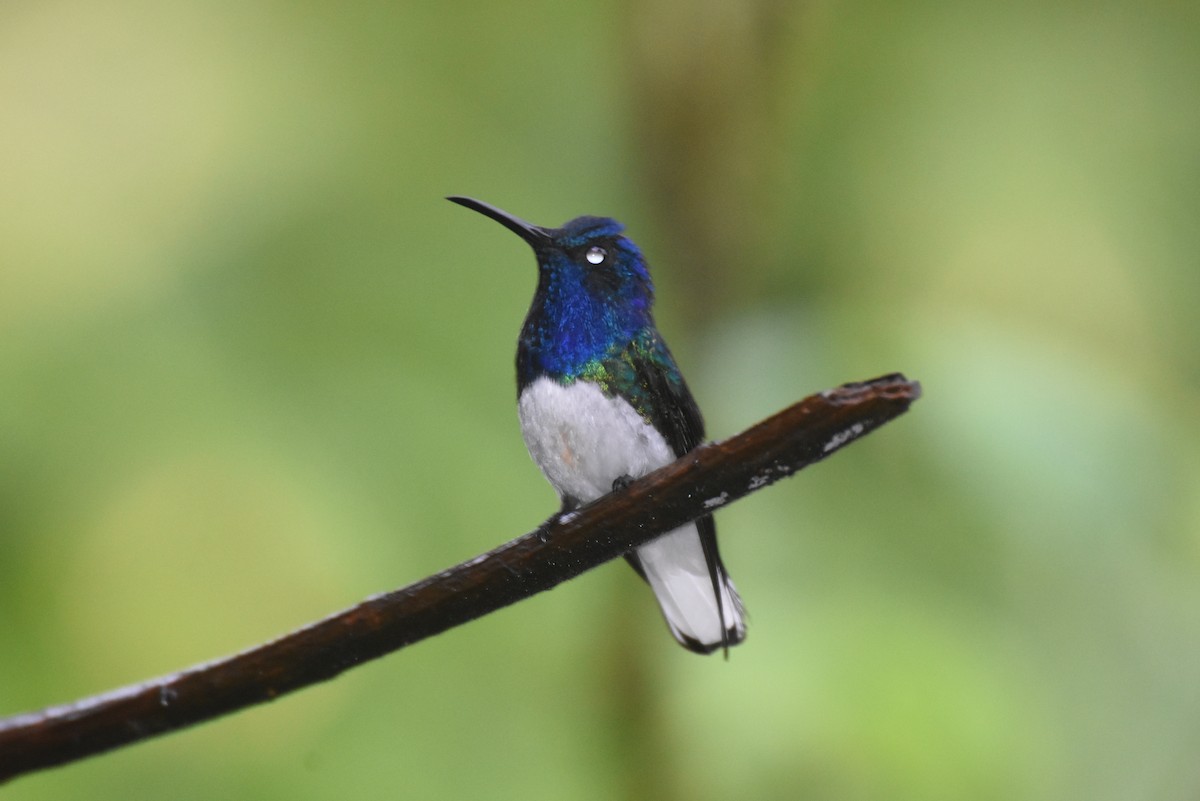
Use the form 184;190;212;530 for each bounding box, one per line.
517;376;675;504
517;375;746;652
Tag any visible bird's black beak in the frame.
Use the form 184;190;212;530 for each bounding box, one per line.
447;196;551;250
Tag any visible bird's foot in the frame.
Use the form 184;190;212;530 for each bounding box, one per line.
534;495;582;544
611;474;634;493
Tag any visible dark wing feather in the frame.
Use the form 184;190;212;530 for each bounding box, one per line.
614;331;736;653
613;329;705;456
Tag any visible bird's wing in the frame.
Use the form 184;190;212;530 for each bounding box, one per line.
612;328;705;456
610;331;744;652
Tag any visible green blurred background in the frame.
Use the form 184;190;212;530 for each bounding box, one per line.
3;0;1198;798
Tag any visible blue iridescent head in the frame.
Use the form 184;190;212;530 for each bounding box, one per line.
449;196;656;381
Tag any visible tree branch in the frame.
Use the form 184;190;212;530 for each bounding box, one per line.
0;373;920;783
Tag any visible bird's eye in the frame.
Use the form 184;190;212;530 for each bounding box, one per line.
585;246;606;265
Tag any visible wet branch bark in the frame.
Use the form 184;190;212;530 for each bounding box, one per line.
0;373;920;784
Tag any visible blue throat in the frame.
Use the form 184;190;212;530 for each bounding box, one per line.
521;256;651;380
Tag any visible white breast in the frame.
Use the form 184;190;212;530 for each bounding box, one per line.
517;376;675;504
517;375;747;652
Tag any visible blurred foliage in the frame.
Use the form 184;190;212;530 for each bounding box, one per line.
2;0;1198;799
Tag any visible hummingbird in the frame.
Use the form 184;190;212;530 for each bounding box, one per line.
448;196;747;654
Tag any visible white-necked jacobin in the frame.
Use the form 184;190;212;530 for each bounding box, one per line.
449;196;747;654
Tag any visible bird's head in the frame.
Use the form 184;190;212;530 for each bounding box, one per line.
448;196;654;318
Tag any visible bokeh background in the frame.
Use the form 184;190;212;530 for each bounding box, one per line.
3;0;1198;798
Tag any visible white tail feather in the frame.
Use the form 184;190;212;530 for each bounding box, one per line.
635;523;746;652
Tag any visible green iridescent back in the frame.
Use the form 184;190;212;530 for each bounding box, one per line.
577;327;704;458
